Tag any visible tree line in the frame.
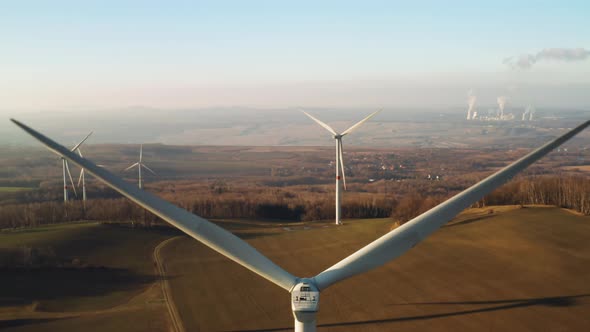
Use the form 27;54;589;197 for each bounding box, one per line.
0;175;588;229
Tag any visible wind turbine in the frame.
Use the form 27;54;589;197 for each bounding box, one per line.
61;132;92;202
77;147;106;206
301;110;380;225
124;144;156;189
11;118;590;332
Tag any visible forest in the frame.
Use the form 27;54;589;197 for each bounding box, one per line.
0;175;587;229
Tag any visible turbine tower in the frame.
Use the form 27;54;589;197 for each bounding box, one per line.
11;118;590;332
62;132;92;202
302;110;380;225
124;144;156;189
76;148;106;209
77;149;87;202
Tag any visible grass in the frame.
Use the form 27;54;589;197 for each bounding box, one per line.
161;206;590;331
0;222;178;331
0;187;34;193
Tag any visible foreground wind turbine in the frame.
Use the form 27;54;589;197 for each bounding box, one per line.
61;132;92;202
124;144;156;189
11;118;589;332
302;110;380;225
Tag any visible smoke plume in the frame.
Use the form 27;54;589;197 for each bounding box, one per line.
503;48;590;69
466;89;476;119
497;96;507;117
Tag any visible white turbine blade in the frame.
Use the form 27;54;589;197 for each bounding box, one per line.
11;119;298;292
139;144;143;163
65;161;77;197
124;162;139;171
341;110;381;136
300;110;338;136
141;163;156;175
70;131;93;152
313;120;590;290
78;168;84;187
77;149;85;187
338;139;347;190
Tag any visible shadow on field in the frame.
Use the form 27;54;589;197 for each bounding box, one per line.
0;317;72;329
444;214;496;228
234;231;280;240
228;294;590;332
391;294;590;307
0;266;161;309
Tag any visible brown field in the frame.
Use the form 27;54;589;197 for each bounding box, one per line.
561;165;590;173
0;223;177;332
162;206;590;331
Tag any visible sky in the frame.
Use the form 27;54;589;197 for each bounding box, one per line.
1;0;589;112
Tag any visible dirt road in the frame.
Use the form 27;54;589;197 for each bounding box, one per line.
154;236;185;332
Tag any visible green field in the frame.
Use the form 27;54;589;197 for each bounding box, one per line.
0;222;178;331
0;187;34;193
161;207;590;331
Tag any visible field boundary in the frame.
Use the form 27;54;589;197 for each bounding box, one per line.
154;236;185;332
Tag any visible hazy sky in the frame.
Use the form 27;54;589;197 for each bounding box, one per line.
1;0;589;112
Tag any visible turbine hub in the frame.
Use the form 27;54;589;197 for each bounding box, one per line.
291;278;320;320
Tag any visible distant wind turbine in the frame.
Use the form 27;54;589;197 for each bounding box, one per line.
301;110;380;225
77;149;87;203
76;147;106;208
61;132;92;202
124;145;156;189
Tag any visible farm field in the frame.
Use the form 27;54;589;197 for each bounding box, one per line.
0;222;179;331
561;165;590;173
0;188;34;193
161;206;590;331
1;207;589;331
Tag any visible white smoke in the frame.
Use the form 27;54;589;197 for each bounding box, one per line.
497;96;507;118
520;104;537;122
522;104;534;121
467;89;477;120
504;48;590;69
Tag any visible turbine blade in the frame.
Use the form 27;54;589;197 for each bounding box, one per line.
141;163;156;175
300;110;338;136
11;119;298;292
124;162;139;171
70;131;93;152
65;161;77;197
341;110;381;136
139;144;143;163
78;168;84;187
313;120;590;290
338;139;347;190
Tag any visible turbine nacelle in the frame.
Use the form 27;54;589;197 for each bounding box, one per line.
291;278;320;330
291;278;320;313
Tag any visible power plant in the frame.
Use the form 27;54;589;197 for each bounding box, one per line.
522;104;535;121
464;94;535;122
